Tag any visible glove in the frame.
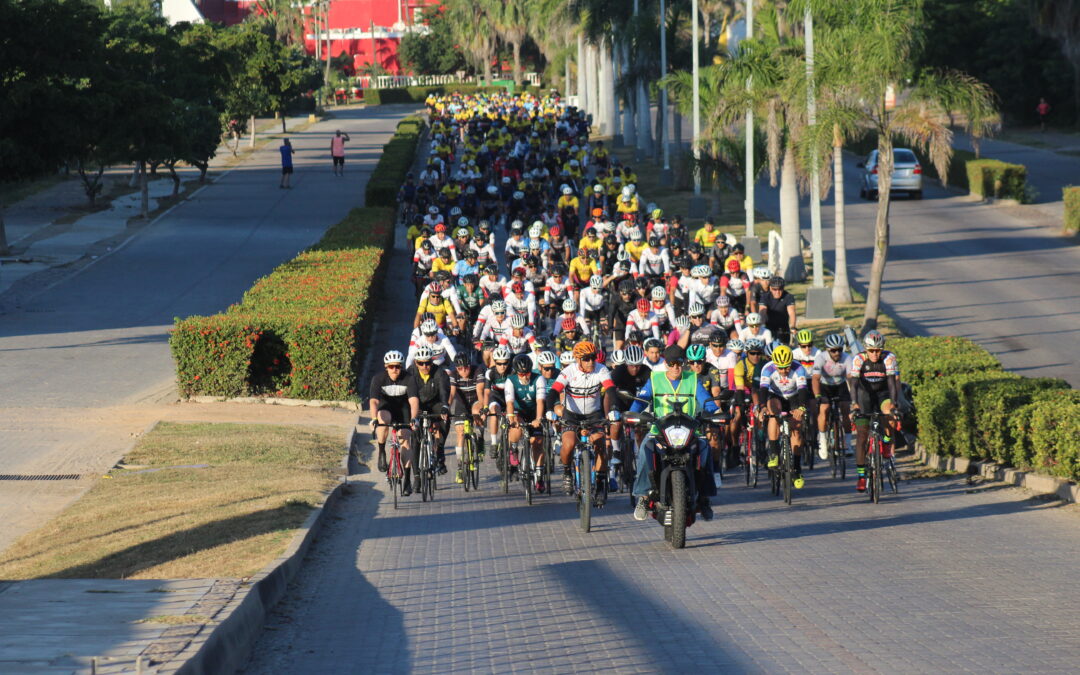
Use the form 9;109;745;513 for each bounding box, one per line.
544;410;557;421
607;410;622;422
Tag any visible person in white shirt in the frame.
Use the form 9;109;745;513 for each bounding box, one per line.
638;237;671;278
737;312;773;345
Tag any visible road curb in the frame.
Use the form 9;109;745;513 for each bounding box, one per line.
185;395;361;411
159;423;362;675
913;441;1079;503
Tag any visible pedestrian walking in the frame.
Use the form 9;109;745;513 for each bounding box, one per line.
1036;98;1051;132
279;138;295;188
331;130;350;176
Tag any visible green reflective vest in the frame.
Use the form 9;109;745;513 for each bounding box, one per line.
650;370;698;419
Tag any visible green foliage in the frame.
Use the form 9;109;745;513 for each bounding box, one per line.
846;135;977;191
171;208;396;400
890;336;1004;390
398;9;467;75
960;377;1069;465
363;84;542;106
364;115;427;208
965;159;1030;201
1063;186;1080;233
1028;395;1080;480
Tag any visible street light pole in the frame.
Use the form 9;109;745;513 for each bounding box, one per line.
692;0;701;196
659;0;671;184
805;4;823;288
744;0;754;239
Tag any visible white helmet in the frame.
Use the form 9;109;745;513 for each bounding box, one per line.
383;350;404;365
510;219;524;230
675;316;690;332
753;266;771;280
538;351;558;366
492;345;513;362
562;298;577;312
414;346;433;362
609;349;625;366
692;265;711;278
589;275;603;289
510;314;527;328
593;184;603;193
627;183;636;194
621;186;632;198
650;287;666;301
491;300;507;313
688;302;705;316
723;233;738;247
727;339;745;352
560;350;576;365
529;223;543;238
562;186;573;195
622;344;645;365
630;230;643;241
420;319;439;335
455;225;469;236
745;312;761;326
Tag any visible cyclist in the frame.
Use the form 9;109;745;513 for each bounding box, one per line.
369;350;420;477
502;314;536;355
642;337;666;371
677;302;721;347
687;343;732;474
813;332;854;462
630;345;719;522
792;328;822;455
738;311;773;346
449;354;487;484
505;354;548;491
482;345;515;453
478;263;507;301
710;294;742;339
455;273;484;336
545;341;620;495
476;301;514;365
848;330;901;493
759;345;809;490
626;298;660;342
759;276;797;345
692;217;720;250
406;346;451;489
607;280;636;350
578;275;607;338
406;319;456;368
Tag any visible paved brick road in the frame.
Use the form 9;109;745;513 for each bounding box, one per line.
242;458;1080;674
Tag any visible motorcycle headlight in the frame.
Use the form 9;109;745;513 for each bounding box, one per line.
663;425;692;449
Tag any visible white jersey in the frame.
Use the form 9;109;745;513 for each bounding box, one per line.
738;326;773;345
759;362;809;399
637;248;670;276
707;348;738;373
550;363;615;416
479;275;507;299
578;287;606;314
690;277;719;306
502;328;536;355
710;307;741;330
625;310;660;340
430;235;456;258
479;315;515;342
470;241;498;266
644;357;667;372
792;345;821;371
813;351;853;387
504;292;537;325
405;335;456;369
543;276;573;304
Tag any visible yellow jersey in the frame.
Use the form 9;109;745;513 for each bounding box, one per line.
416;297;455;325
624;240;648;262
694;227;720;248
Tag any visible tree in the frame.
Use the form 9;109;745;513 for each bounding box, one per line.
491;0;531;85
1029;0;1080;126
398;8;467;75
443;0;498;84
248;0;305;46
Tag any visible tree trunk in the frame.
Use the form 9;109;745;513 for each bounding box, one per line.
78;161;104;206
195;161;209;183
831;129;852;304
607;41;620;141
281;113;287;134
779;143;806;281
654;94;663;163
702;14;711;49
139;160;149;219
637;81;653;154
586;43;599;122
565;57;572;97
232;130;241;157
0;208;9;256
577;34;588;113
673;109;683;152
862;140;894;332
512;41;522;86
621;43;636;147
249;114;256;148
168;162;180;197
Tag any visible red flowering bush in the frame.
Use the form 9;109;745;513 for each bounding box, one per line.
169;314;262;397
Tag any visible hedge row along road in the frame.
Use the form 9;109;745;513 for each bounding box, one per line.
755;133;1080;388
0;104;420;554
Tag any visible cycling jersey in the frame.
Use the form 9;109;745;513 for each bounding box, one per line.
415;297;455;327
710;307;741;330
638;248;670;276
405;336;456;369
501;329;536;354
479;274;507;300
485;366;512;404
479;315;514;343
624;240;647;262
759;362;809;400
543;276;572;304
456;285;484;313
369;371;417;412
578;287;606;315
792;346;821;371
738;326;773;345
707;347;737;374
849;351;898;393
615;221;641;243
624;309;660;340
569;257;598;284
693;227;719;249
406;363;450;410
504;373;547;418
813;351;852;387
450;367;484;406
504;292;536;325
548;363;615;416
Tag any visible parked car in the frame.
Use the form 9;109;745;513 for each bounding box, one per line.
858;148;923;200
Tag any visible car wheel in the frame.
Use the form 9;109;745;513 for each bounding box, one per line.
911;190;923;200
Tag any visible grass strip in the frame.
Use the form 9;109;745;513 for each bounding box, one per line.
0;422;343;580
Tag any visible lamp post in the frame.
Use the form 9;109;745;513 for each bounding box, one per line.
803;2;835;319
744;0;754;239
659;0;672;185
692;0;701;196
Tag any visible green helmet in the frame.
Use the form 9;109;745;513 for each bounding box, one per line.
796;328;814;346
686;344;707;362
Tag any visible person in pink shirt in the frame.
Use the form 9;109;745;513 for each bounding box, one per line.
330;130;351;176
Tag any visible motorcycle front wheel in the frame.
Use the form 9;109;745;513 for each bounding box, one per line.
669;471;688;549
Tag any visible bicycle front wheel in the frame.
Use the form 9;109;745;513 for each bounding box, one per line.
782;436;793;505
579;449;592;533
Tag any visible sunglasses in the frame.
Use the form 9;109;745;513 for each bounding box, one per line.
541;366;556;371
748;351;763;356
866;348;882;354
668;359;686;367
827;348;842;354
386;364;402;370
578;355;596;362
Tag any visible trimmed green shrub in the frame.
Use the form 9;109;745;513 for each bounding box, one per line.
915;372;1021;459
845;135;974;190
1028;395;1080;480
890;336;1003;390
1064;186;1080;233
170;314;262;398
364;114;426;208
966;159;1028;201
959;377;1069;464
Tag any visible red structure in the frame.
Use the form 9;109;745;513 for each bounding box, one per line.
196;0;439;75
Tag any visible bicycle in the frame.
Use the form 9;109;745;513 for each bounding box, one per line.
453;414;482;492
824;395;847;481
374;421;410;509
415;412;444;503
739;399;760;488
865;410;900;503
766;412;796;505
614;420;641;508
512;420;536;505
539;418;556;498
488;411;513;494
561;418;610;533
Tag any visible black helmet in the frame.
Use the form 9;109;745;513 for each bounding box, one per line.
525;255;540;267
462;273;479;285
669;237;683;250
769;275;785;289
635;277;650;290
512;354;533;373
604;234;618;246
484;263;498;274
648;235;660;247
453;354;471;368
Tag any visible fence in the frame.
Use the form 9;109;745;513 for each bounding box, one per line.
356;72;541;89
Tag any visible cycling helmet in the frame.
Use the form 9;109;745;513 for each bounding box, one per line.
383;350;404;365
796;329;814;346
434;223;447;233
765;340;783;358
745;312;761;326
769;276;785;289
479;220;492;232
745;339;765;353
456;224;469;235
512;190;525;200
562;298;577;312
434;270;452;282
418;311;435;324
428;205;439;214
609;349;625;366
453;354;471;368
604;234;618;247
636;298;650;314
618;280;635;294
630;230;643;241
675;316;690;332
626;329;645;345
529;222;543;238
692;265;710;278
560;317;578;333
438;246;451;258
420;319;439;335
616;249;629;262
771;345;794;368
510;314;527;328
511;281;525;294
716;295;731;308
863;330;886;349
525;254;540;267
727;259;741;273
622;344;645;365
560;350;576;365
562;186;573;195
635;277;650;290
687;344;707;362
572;341;597;359
538;351;558;366
727;339;745;352
513;354;532;373
421;240;434;251
753;266;771;280
593;184;603;193
414;346;433;362
824;333;846;350
491;300;507;313
688;302;705;317
652;208;663;219
510;219;524;231
648;236;660;247
492;345;513;362
589;275;603;289
650;287;666;301
464;249;478;260
643;337;663;352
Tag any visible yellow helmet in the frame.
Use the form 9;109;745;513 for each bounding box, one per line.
771;345;794;368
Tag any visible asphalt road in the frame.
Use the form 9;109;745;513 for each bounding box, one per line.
755;147;1080;387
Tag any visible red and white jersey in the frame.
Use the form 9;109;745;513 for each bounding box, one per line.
479;315;515;342
710;306;742;330
479;274;507;300
550;363;615;416
429;234;457;258
504;292;537;325
470;241;498;265
543;276;573;304
624;309;660;340
651;302;677;329
413;249;437;271
578;287;606;314
501;328;536;354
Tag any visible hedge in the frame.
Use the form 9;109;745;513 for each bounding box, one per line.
1064;186;1080;233
362;84;547;105
364;114;426;208
894;336;1078;481
170;207;396;400
966;159;1029;201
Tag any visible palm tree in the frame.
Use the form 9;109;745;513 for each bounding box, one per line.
1029;0;1080;126
491;0;530;86
699;0;738;50
443;0;498;85
248;0;305;46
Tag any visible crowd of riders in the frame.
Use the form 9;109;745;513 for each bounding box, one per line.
371;90;908;520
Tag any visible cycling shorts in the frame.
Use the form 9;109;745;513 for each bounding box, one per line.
377;401;411;425
820;383;851;403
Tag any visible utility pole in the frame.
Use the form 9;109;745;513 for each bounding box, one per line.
804;2;834;318
744;0;754;239
691;0;701;196
659;0;672;185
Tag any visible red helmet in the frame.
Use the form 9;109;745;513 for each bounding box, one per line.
550;226;561;237
636;298;650;314
434;223;447;232
727;259;741;273
561;317;578;333
511;281;525;293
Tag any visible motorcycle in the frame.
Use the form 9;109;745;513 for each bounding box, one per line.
624;394;727;549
